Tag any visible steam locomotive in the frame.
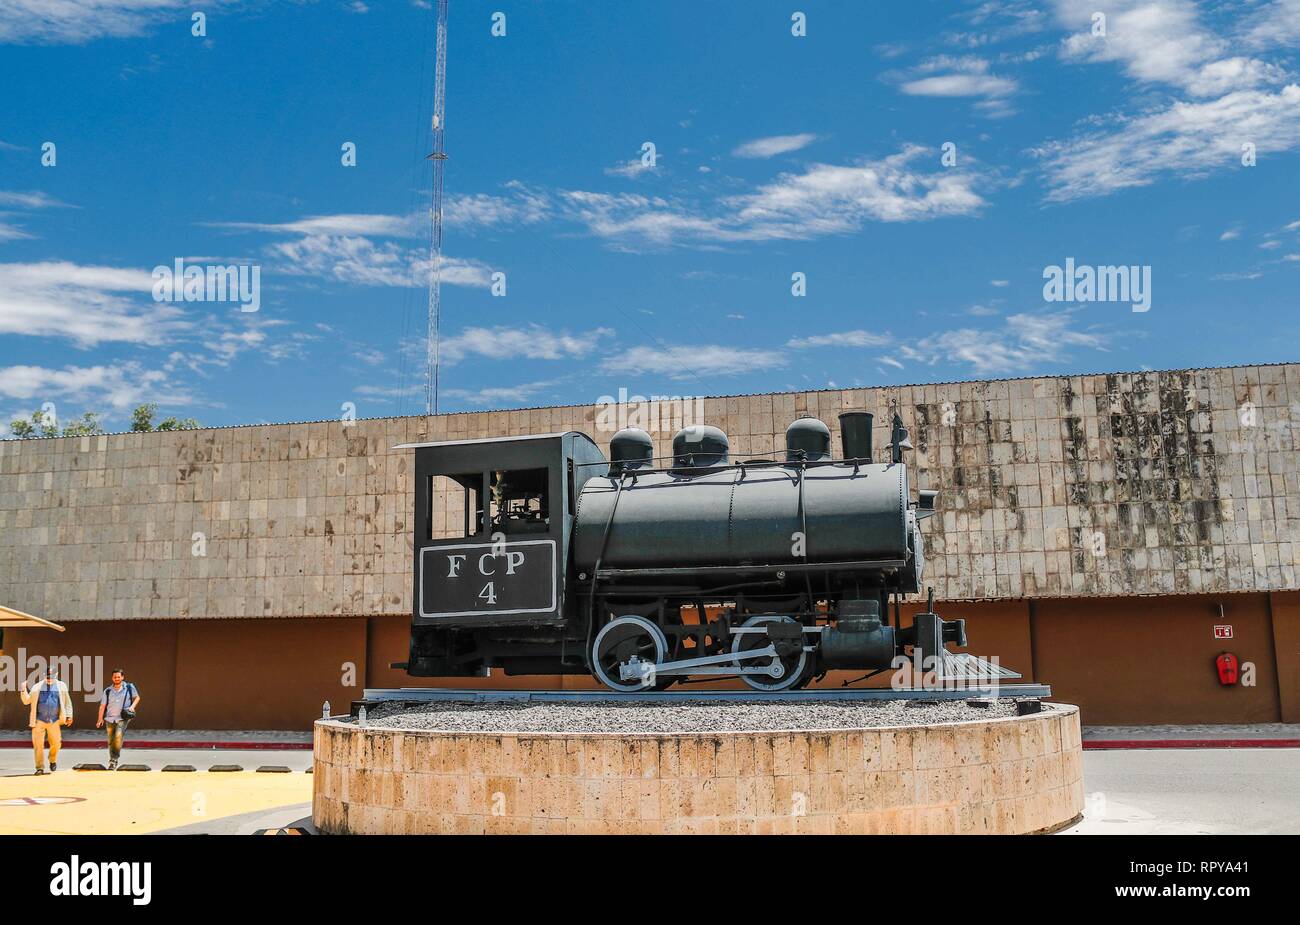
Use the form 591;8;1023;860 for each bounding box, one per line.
396;411;974;692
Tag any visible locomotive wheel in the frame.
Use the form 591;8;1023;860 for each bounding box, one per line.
732;615;810;692
592;616;669;693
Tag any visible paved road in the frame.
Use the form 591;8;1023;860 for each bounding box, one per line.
1067;748;1300;835
0;747;312;834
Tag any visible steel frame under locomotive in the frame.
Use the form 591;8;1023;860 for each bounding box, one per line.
397;411;972;692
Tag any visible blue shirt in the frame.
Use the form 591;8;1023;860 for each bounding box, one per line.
35;684;61;723
103;684;132;722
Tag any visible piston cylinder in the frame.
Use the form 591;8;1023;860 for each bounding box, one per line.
819;598;896;669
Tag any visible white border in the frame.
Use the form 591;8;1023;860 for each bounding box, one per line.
418;539;558;619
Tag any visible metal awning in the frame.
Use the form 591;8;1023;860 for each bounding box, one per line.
0;606;65;632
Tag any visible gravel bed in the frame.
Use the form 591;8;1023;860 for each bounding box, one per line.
354;698;1027;734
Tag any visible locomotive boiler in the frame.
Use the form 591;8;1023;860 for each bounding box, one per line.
396;411;978;692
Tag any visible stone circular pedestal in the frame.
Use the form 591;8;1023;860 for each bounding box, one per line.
313;703;1084;835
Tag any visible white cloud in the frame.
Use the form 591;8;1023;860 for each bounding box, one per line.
1212;270;1264;280
0;216;33;242
0;189;75;243
209;213;417;237
441;324;614;364
213;208;508;288
0;261;187;346
1034;84;1300;201
557;146;987;248
442;380;557;406
990;279;1010;286
0;361;195;412
900;72;1017;98
900;311;1107;375
732;134;818;159
266;234;493;288
786;330;892;348
1036;1;1300;200
893;56;1018;116
1242;0;1300;50
948;0;1050;47
445;184;551;229
1053;0;1284;96
1055;0;1235;93
605;160;657;179
1183;57;1285;97
559;189;729;245
0;190;71;209
0;1;237;44
230;148;985;261
601;344;786;378
726;146;987;236
219;148;985;264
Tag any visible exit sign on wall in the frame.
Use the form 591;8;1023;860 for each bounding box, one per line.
1214;625;1234;639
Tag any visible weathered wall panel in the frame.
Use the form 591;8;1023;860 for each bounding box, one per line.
1;364;1297;623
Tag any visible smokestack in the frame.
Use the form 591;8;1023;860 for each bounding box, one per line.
838;411;873;463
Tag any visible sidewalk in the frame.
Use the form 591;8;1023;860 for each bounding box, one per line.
0;728;312;750
1083;724;1300;749
4;724;1298;751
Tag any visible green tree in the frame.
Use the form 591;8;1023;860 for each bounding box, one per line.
8;409;59;439
60;412;104;437
7;409;103;438
7;403;198;440
129;403;155;433
130;402;200;432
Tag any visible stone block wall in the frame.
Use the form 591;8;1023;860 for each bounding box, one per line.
312;704;1085;835
1;364;1297;622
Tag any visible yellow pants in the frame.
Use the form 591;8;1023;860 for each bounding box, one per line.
32;721;62;769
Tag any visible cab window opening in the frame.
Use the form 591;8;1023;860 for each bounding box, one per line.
428;473;483;539
489;467;550;534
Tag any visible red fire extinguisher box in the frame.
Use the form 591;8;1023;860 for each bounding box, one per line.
1215;652;1239;686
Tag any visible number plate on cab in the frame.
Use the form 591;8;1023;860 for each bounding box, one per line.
418;539;557;619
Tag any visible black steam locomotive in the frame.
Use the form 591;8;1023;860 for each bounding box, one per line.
397;411;973;692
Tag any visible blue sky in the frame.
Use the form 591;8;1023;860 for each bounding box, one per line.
1;0;1298;433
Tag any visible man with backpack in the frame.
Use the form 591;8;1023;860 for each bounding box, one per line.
95;669;140;770
19;666;74;775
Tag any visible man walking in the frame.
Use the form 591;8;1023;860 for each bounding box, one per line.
19;667;73;775
96;669;140;770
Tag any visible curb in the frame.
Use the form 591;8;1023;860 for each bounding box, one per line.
0;739;311;750
62;765;313;773
1084;739;1300;750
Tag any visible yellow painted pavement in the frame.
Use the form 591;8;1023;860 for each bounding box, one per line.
0;770;312;835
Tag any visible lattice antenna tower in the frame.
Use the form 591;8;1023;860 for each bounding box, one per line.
425;0;449;415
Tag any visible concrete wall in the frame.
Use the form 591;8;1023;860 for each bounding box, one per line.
3;365;1299;625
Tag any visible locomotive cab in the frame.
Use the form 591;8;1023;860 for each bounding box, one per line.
397;431;605;677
